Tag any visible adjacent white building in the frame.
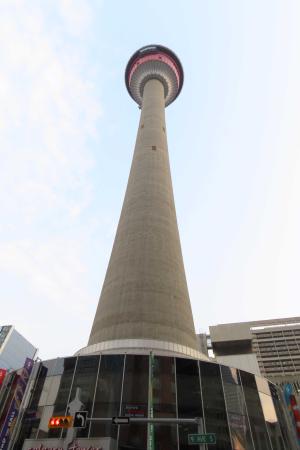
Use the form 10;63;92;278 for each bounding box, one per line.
0;325;37;370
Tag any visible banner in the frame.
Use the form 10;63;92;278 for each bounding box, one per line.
0;370;7;388
283;383;300;444
0;358;34;450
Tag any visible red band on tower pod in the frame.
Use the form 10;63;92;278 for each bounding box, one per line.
128;52;181;86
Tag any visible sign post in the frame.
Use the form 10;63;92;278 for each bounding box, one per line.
148;352;155;450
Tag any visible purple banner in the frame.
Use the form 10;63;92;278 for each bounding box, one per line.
0;358;34;450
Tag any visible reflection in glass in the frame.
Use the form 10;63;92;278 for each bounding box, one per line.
221;366;254;450
118;424;147;450
30;364;48;410
121;355;149;418
90;355;124;440
36;405;54;438
154;425;177;450
39;375;63;406
179;423;198;450
48;357;76;438
153;356;176;418
68;355;99;438
258;392;285;450
5;354;297;450
239;371;271;450
200;361;231;449
176;358;202;418
269;383;292;450
255;376;271;395
119;356;148;450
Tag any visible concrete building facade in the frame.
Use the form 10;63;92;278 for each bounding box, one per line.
208;317;300;395
84;45;200;358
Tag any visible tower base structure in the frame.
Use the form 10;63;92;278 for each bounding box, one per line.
2;352;299;450
76;338;208;360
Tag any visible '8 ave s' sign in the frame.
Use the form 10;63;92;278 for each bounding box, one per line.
188;433;216;445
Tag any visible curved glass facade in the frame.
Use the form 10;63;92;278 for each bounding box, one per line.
2;354;298;450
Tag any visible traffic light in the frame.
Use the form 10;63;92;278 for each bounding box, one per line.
48;416;73;429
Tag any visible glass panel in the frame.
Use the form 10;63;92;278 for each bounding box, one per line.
27;363;48;411
37;405;55;438
200;361;231;450
176;358;202;418
269;383;294;450
48;357;76;438
121;355;149;417
67;355;99;438
118;356;148;450
118;424;147;450
259;391;285;450
90;354;124;443
239;370;271;450
153;356;176;418
179;423;198;450
154;425;177;450
221;366;254;450
39;375;62;406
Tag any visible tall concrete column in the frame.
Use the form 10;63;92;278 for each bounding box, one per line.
81;45;201;358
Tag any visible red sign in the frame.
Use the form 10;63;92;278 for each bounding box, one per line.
0;369;7;387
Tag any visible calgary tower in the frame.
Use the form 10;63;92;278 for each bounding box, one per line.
81;45;201;358
6;45;296;450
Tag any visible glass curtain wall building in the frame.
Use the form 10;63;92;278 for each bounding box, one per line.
7;353;297;450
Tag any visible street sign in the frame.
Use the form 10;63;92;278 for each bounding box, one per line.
188;434;216;445
73;411;88;428
112;416;130;425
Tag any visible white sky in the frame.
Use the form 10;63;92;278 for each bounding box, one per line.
1;0;299;360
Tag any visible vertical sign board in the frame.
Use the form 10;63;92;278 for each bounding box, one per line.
0;369;7;388
147;353;155;450
0;358;34;450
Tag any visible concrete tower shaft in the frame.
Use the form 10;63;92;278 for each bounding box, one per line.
83;46;200;358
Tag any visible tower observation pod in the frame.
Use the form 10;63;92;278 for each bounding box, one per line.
80;45;203;359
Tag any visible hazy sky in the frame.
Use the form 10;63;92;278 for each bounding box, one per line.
1;0;299;360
